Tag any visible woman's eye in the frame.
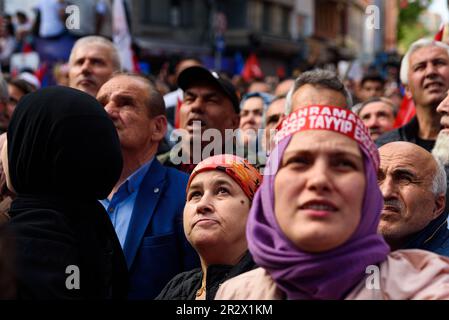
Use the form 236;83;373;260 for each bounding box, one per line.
335;159;356;169
286;156;309;167
217;187;229;195
188;191;202;200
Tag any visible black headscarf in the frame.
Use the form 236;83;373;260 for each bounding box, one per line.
7;86;128;299
8;86;122;198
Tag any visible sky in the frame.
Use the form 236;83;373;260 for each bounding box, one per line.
429;0;449;23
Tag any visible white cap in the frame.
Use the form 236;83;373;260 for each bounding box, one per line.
18;72;41;89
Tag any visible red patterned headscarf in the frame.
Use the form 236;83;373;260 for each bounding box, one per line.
187;154;262;201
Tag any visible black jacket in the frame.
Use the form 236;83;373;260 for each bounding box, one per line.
9;198;129;299
376;116;435;152
155;251;256;300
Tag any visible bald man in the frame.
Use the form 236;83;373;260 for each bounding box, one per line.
378;141;449;256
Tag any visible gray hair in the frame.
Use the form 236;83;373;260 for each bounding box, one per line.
400;38;449;85
432;157;447;196
284;69;353;115
356;97;398;117
0;75;8;104
69;36;121;71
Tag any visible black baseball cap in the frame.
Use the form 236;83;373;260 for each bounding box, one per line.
177;66;240;113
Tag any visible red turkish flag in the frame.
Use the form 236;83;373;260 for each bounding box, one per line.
241;53;264;82
394;96;415;128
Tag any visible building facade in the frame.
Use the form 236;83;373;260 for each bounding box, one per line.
129;0;313;76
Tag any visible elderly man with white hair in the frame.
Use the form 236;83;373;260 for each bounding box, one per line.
377;38;449;152
68;36;121;97
434;91;449;168
433;86;449;229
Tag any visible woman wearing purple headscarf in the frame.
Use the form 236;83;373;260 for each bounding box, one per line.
216;105;449;300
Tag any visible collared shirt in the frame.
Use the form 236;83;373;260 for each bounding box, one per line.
100;158;154;248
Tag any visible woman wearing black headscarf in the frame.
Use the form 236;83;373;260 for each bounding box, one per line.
6;86;128;299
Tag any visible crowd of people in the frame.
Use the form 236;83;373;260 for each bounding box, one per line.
0;29;448;300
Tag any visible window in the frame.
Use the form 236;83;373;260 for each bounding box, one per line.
140;0;193;27
262;2;272;33
180;0;194;27
141;0;170;25
281;6;290;36
217;0;247;29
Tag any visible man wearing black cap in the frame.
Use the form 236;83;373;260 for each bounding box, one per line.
159;66;241;173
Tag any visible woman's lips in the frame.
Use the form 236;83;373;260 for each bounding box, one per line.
299;200;338;218
193;219;218;228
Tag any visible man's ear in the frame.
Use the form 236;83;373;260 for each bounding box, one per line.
404;85;412;99
151;115;168;142
432;194;446;220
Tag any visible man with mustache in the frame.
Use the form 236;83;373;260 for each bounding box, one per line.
376;38;449;152
68;36;120;97
96;73;199;299
159;66;240;173
377;141;448;255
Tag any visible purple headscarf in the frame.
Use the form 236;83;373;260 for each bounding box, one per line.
247;105;390;300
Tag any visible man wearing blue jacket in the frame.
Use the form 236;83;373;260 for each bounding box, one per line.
97;73;199;299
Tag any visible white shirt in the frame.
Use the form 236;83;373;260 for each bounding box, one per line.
36;0;65;37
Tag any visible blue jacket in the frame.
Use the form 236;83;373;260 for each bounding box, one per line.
404;214;449;257
404;166;449;257
123;159;199;299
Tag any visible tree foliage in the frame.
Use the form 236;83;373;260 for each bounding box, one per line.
397;0;432;53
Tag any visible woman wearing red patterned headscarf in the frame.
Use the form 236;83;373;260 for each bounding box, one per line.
156;154;261;300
